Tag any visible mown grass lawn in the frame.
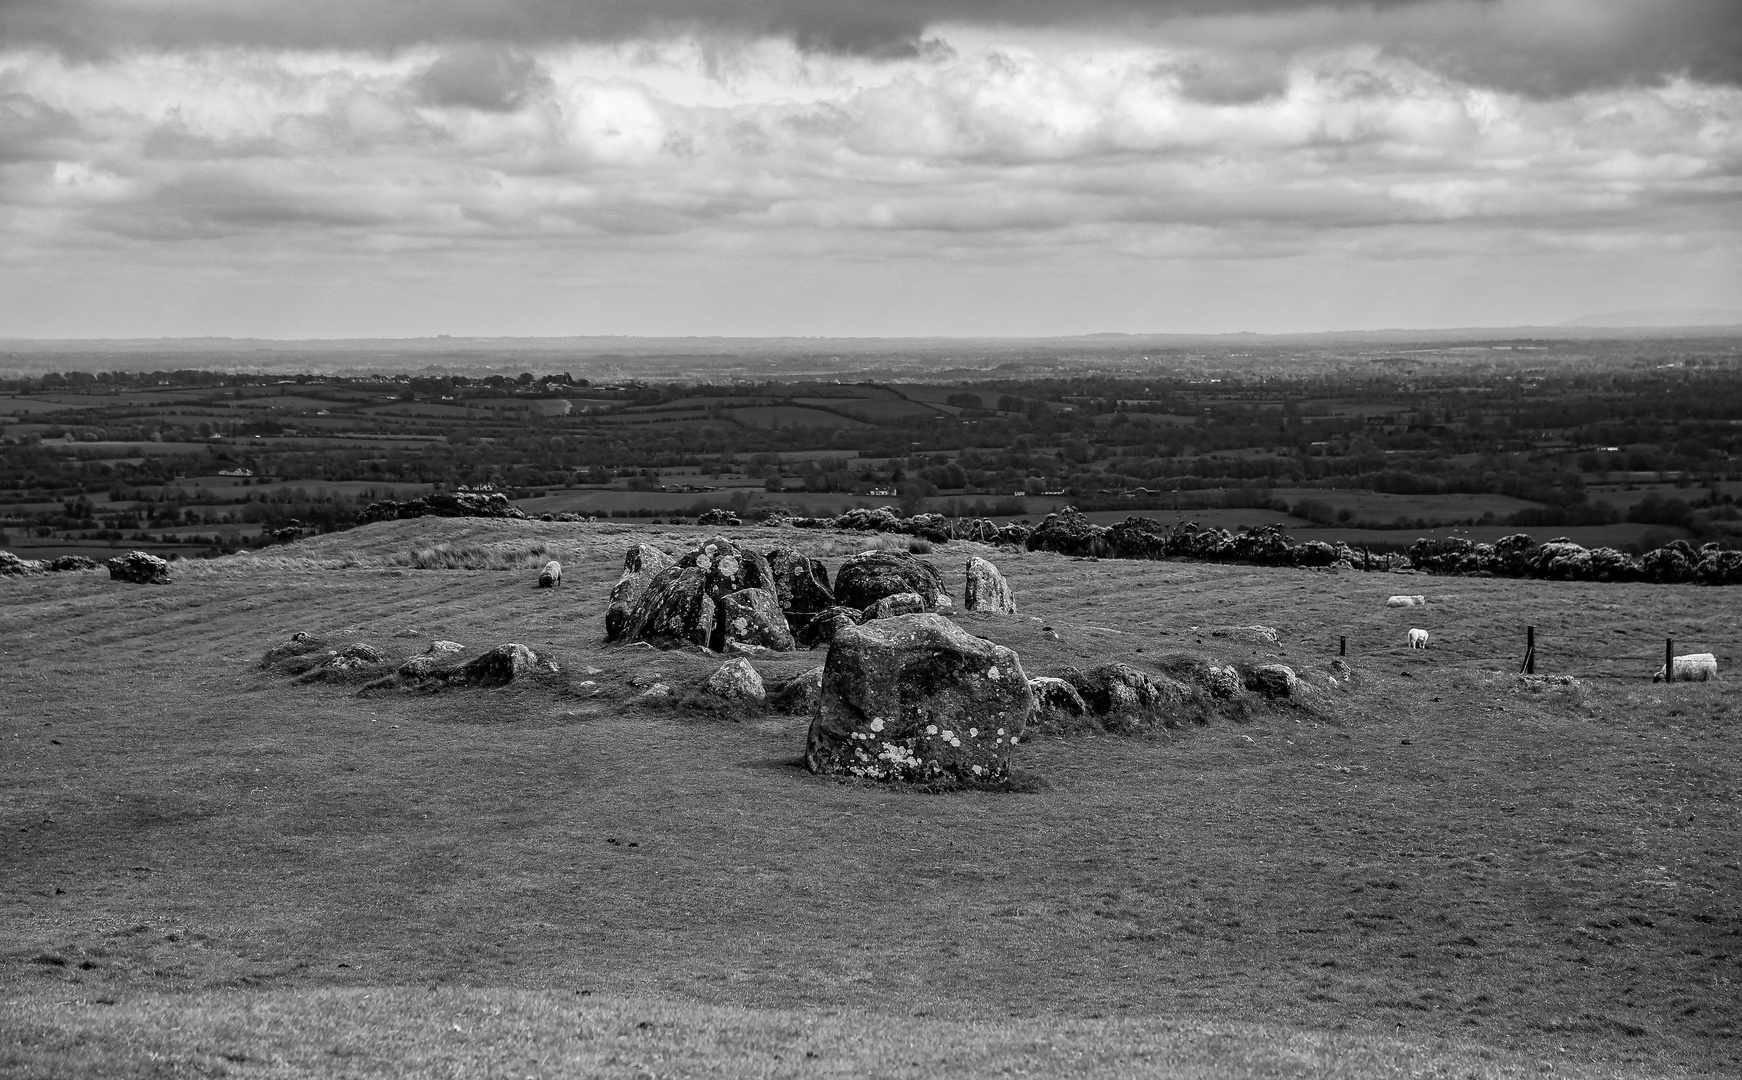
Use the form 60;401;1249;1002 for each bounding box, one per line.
2;520;1737;1077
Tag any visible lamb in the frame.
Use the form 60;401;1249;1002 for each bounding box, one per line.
1654;653;1717;682
1387;594;1426;608
538;560;562;588
1408;628;1429;649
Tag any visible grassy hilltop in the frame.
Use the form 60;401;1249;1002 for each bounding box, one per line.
2;519;1738;1078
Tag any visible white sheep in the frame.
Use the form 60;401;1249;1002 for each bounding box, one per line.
1654;653;1717;682
537;560;562;588
1408;628;1429;649
1387;594;1426;608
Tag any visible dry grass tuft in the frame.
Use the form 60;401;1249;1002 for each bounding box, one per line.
393;540;567;571
182;551;381;576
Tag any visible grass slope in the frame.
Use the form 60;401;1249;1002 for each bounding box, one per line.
2;520;1738;1078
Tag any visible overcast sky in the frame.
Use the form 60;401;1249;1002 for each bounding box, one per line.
2;0;1738;338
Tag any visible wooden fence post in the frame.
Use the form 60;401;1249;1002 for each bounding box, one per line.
1519;625;1535;675
1666;637;1674;683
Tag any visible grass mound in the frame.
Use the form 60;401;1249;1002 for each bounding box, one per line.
5;518;1738;1078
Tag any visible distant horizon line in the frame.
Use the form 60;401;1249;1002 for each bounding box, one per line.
5;321;1742;348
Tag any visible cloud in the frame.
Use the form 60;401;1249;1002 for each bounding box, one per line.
0;22;1737;336
0;0;1737;95
413;46;548;111
3;37;1735;251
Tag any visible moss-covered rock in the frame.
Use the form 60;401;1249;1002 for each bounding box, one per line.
1060;663;1189;732
805;613;1033;784
832;550;948;611
605;543;673;643
678;535;774;600
766;548;834;619
622;565;716;649
963;555;1016;614
715;587;796;652
795;606;864;649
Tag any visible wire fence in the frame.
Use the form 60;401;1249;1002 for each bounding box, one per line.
1329;626;1733;682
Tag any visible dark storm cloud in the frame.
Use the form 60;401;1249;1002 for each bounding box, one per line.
2;0;1738;94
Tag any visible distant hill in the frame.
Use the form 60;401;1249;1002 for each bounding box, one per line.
1560;307;1742;328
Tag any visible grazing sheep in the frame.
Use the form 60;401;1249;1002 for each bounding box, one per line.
1654;653;1717;683
1387;594;1426;608
538;560;562;588
1408;628;1429;649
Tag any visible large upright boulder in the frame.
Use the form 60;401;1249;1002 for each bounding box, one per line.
715;588;796;651
621;565;716;648
963;556;1016;614
804;613;1033;784
107;551;171;585
833;550;949;612
679;535;775;600
766;548;835;619
605;544;672;642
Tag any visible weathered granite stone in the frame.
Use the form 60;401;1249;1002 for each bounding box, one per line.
704;657;766;703
1061;663;1189;731
605;544;673;642
963;555;1016;614
832;550;949;611
795;606;864;649
715;587;796;651
804;613;1033;783
622;565;715;649
766;547;835;617
1246;663;1299;698
678;535;774;600
863;591;928;620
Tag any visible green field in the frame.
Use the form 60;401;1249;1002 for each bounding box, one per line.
731;405;871;429
0;397;79;415
1266;489;1545;523
2;518;1736;1077
794;397;942;421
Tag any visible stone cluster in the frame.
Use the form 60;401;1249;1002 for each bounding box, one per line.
605;538;1017;654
